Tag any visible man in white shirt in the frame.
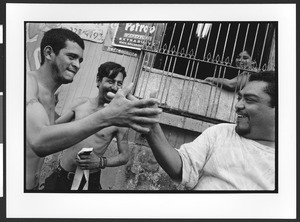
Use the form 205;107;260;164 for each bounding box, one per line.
146;71;276;190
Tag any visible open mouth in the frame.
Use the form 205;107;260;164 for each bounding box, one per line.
105;91;116;101
237;114;248;119
67;68;77;75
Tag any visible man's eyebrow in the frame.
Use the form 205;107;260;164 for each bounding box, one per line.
67;52;79;57
237;91;260;99
243;93;260;99
67;52;83;62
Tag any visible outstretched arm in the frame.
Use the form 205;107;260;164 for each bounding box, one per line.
27;74;161;157
205;72;250;91
146;123;183;181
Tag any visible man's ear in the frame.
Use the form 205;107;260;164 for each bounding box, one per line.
43;45;54;61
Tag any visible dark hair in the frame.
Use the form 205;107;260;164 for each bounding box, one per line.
40;28;85;65
248;71;276;108
97;62;127;82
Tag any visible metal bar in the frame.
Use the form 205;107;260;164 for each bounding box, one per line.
137;52;150;97
141;23;161;98
186;23;213;112
231;23;240;65
205;23;222;118
132;48;144;87
213;23;232;119
164;23;186;105
259;23;270;69
181;23;203;111
229;23;250;121
158;23;177;104
250;23;260;65
228;23;241;121
141;54;153;98
154;23;168;99
141;48;257;73
177;23;195;109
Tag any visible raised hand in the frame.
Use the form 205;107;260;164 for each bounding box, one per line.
103;83;162;134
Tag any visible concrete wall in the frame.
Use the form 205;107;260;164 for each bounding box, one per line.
135;67;237;123
39;124;201;191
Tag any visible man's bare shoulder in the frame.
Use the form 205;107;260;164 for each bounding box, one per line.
71;97;91;109
27;71;38;86
26;71;39;104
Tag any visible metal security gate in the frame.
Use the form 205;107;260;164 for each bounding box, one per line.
133;22;276;124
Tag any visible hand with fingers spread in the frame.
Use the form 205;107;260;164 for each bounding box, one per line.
103;83;162;134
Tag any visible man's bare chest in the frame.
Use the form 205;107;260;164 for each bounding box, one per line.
38;95;55;123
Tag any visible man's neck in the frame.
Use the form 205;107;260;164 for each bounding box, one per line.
36;65;61;94
92;96;105;109
243;131;275;148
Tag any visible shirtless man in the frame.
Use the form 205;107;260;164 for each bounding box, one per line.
26;28;161;191
44;62;130;191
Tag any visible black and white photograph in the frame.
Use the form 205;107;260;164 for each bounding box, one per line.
4;3;297;220
25;21;277;192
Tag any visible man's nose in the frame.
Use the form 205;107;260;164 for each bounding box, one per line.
235;99;245;110
111;82;118;91
72;59;80;70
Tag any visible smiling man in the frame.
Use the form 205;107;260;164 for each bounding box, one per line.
205;50;258;91
145;71;276;190
44;62;131;191
26;28;162;191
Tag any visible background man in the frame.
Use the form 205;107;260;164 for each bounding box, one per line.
44;62;130;191
26;28;161;190
146;71;276;190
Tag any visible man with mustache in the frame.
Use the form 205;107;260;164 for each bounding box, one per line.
145;71;276;190
26;28;161;191
44;62;131;191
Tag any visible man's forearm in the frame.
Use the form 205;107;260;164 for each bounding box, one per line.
28;109;112;157
105;153;129;167
146;123;182;181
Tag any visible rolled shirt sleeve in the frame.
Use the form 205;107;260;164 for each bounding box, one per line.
177;127;214;189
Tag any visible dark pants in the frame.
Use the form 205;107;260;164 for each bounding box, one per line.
44;164;102;192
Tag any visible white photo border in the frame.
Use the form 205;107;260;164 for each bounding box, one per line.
6;3;296;219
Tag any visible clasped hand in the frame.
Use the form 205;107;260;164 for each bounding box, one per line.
104;83;162;134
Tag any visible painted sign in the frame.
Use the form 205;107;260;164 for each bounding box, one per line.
112;23;157;50
103;46;138;57
61;23;108;44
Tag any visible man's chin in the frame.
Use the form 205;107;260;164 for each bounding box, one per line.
235;125;250;136
103;96;112;104
60;77;73;84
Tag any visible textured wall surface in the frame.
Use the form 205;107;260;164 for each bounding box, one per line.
39;141;185;191
39;126;197;191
